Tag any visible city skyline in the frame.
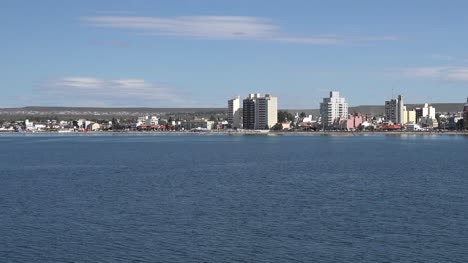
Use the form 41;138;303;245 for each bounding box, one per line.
2;0;468;108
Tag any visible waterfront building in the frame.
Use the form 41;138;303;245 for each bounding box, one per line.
280;122;291;130
242;94;257;130
415;107;423;123
320;91;348;127
464;98;468;129
403;106;416;124
334;113;363;131
183;119;214;130
25;119;35;130
86;123;101;131
406;122;423;131
295;113;314;125
148;116;159;125
242;93;278;130
385;95;404;124
415;103;436;123
255;94;278;129
77;119;87;129
228;96;242;129
419;116;438;129
422;103;436;119
137;116;159;126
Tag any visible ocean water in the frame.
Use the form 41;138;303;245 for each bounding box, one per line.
0;134;467;262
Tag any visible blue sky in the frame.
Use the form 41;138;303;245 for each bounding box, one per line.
1;0;468;108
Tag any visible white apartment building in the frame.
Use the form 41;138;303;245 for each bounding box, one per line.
414;103;436;123
137;116;159;126
255;94;278;129
25;119;34;130
422;103;436;119
228;96;242;129
242;93;278;129
320;91;348;127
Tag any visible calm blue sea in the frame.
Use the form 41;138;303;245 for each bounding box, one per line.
0;134;467;262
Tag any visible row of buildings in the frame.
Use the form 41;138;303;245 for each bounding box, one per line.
1;93;467;132
0;117;220;133
384;95;437;125
227;91;468;131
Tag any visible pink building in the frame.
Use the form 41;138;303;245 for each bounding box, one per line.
334;114;364;131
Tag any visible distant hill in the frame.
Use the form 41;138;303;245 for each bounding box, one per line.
0;106;227;121
2;106;227;113
0;103;464;121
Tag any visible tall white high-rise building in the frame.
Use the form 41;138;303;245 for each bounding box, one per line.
385;95;404;124
228;96;241;129
422;103;436;119
255;94;278;129
320;91;348;127
242;93;278;130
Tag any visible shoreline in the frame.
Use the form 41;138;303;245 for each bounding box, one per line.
1;131;467;136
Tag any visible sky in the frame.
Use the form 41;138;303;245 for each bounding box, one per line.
1;0;468;108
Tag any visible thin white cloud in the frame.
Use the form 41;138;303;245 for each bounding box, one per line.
388;67;468;82
37;77;191;107
81;15;397;45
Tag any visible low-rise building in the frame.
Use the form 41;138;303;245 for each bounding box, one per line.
280;122;291;130
419;116;438;129
86;123;101;131
406;122;423;131
137;116;159;126
183;119;214;130
334;114;363;131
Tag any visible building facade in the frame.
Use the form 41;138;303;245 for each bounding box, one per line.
183;120;214;130
255;94;278;129
242;94;257;130
385;95;404;124
228;96;242;129
423;103;436;120
320;91;348;127
403;106;416;124
242;93;278;129
334;113;363;131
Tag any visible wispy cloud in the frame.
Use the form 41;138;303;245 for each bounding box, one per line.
81;15;397;45
387;67;468;82
35;77;191;107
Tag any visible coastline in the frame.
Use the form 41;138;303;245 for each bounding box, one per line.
1;131;467;136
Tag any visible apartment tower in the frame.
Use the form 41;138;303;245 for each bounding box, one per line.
385;95;404;124
320;91;348;127
228;96;241;129
242;93;278;130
